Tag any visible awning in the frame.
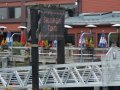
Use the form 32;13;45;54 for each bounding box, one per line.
25;0;76;6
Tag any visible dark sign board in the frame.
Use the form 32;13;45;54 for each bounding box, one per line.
40;8;65;40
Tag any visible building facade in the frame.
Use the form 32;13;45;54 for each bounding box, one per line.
0;0;76;42
0;0;120;47
65;0;120;47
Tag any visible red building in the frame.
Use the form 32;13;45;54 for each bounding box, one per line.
0;0;76;42
0;0;120;47
64;0;120;47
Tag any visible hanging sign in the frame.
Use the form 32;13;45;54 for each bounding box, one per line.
40;8;65;40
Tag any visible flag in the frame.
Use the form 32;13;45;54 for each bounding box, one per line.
52;40;57;47
44;40;49;48
78;33;85;47
38;40;44;47
1;38;5;46
6;32;12;47
20;32;26;46
89;37;94;48
85;37;89;48
98;32;107;48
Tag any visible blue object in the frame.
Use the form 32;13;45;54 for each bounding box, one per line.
54;40;57;47
98;32;107;48
6;32;12;47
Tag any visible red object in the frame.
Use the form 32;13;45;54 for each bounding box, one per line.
20;32;26;46
38;40;44;47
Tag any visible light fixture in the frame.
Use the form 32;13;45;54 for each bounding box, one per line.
18;26;27;31
64;25;72;28
0;26;7;31
85;24;97;33
85;24;97;28
112;24;120;32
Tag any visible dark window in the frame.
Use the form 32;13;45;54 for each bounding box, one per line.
8;7;15;18
65;34;75;45
7;7;21;19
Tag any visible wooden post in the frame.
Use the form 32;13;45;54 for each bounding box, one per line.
30;9;39;90
57;39;65;90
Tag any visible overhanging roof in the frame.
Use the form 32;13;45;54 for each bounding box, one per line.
65;11;120;25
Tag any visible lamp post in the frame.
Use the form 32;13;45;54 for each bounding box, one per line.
108;24;120;47
11;26;27;66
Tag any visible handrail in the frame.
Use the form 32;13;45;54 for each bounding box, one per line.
106;47;113;55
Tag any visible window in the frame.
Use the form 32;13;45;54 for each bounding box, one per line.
8;7;15;18
0;7;21;19
8;7;21;19
0;8;7;19
65;34;75;45
15;7;21;18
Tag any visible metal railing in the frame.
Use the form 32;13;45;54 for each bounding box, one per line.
0;46;109;67
0;62;102;89
0;47;119;89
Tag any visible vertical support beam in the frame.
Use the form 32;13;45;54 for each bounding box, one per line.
57;39;65;64
30;9;39;90
57;35;65;90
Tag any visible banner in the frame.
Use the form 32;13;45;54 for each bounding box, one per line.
40;8;65;40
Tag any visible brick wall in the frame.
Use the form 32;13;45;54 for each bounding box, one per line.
82;0;120;13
